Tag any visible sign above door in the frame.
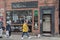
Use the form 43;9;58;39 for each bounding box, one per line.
40;6;55;14
12;1;38;9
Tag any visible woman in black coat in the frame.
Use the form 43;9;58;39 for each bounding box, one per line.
6;23;11;36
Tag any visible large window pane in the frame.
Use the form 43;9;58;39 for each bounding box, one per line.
6;10;32;32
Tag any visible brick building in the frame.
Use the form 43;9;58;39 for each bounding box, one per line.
0;0;59;35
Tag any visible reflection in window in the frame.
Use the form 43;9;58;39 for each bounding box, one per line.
6;10;32;32
6;10;32;24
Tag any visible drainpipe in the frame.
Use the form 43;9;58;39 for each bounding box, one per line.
3;0;6;28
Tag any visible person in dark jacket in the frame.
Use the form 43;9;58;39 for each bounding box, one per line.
0;19;3;38
6;23;11;37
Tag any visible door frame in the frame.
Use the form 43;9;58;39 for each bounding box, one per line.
42;14;52;33
40;6;55;35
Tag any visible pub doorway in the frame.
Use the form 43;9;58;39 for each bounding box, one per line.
6;10;32;33
40;6;55;36
42;14;52;34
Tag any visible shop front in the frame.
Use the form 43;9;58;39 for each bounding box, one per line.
40;6;55;35
5;1;57;35
0;0;59;36
6;1;38;33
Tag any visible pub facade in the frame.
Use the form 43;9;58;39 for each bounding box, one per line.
0;0;59;35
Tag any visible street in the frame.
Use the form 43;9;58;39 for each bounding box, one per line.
0;34;60;40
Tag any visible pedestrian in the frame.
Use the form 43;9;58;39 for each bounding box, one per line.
21;20;31;39
0;19;3;38
6;23;11;38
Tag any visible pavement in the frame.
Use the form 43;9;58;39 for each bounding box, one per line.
0;32;60;40
0;34;60;40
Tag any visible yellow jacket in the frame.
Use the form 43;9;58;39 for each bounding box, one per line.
22;23;28;32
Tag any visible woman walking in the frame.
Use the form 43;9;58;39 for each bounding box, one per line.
21;20;31;39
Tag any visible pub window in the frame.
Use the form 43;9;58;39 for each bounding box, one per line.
6;10;32;32
6;10;32;24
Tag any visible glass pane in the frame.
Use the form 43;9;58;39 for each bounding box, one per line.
6;10;32;32
6;10;32;24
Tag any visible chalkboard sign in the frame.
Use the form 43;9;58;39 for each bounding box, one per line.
12;1;38;8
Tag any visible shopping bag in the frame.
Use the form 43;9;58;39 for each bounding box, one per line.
6;31;9;38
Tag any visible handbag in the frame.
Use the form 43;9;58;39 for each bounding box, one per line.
6;31;9;37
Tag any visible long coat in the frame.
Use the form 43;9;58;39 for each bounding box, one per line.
6;24;11;31
6;24;11;36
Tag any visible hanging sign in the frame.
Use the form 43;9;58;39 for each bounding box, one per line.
34;10;38;16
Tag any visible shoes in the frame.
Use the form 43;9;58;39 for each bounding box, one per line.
21;37;23;39
28;37;31;39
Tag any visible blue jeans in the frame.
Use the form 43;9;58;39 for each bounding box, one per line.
22;32;29;37
0;28;3;37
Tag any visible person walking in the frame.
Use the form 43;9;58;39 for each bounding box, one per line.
0;19;3;38
6;23;11;38
21;20;31;39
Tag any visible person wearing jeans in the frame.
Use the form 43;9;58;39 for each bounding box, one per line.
21;20;31;39
22;32;29;37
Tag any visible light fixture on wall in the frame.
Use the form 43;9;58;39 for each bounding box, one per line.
54;0;59;11
44;0;48;6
